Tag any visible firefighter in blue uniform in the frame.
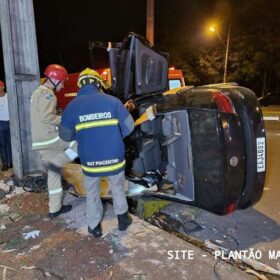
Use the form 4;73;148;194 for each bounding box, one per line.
59;68;134;237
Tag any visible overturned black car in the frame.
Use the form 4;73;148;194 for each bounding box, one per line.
91;33;266;215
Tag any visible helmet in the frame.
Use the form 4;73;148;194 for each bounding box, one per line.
44;64;68;82
0;80;4;88
77;68;105;88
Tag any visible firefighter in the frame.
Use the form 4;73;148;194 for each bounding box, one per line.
59;68;134;238
0;80;12;171
30;64;77;219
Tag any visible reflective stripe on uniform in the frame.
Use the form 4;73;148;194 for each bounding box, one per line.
32;136;60;148
69;141;76;148
82;160;125;173
75;119;119;132
49;188;63;195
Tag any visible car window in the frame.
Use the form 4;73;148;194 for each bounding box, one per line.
142;55;156;86
169;79;182;89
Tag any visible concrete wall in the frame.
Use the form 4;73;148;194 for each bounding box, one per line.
0;0;42;178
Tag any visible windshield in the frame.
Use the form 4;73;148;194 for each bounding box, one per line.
169;79;182;90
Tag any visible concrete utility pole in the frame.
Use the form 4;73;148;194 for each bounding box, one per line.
0;0;42;178
146;0;154;45
209;25;231;83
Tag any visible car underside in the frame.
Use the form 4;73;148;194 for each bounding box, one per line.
59;33;265;215
104;32;266;215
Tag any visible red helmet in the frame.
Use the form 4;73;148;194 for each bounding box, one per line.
0;80;4;88
44;64;68;81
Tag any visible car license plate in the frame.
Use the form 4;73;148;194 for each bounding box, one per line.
256;137;265;172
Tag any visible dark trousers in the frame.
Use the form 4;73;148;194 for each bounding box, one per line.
0;121;12;166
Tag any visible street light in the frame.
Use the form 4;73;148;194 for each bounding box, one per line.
209;26;231;83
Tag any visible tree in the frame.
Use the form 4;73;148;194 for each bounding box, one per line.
155;0;280;95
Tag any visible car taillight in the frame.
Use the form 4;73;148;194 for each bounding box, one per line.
101;71;108;81
225;202;237;214
212;92;235;114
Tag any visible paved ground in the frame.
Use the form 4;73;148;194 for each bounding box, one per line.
255;119;280;223
262;106;280;121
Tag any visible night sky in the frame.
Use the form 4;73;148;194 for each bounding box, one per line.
1;0;280;88
33;0;147;73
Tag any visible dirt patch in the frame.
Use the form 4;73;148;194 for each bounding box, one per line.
0;209;130;279
0;169;13;181
5;192;49;215
0;186;132;279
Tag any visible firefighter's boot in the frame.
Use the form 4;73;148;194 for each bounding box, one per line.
118;211;132;231
88;223;102;238
49;205;72;219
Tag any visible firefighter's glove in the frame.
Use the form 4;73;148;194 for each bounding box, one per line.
124;100;136;112
107;42;112;52
146;105;157;120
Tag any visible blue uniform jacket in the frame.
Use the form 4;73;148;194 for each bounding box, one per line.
59;84;134;177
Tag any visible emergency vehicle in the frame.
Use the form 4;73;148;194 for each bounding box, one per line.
56;67;185;109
